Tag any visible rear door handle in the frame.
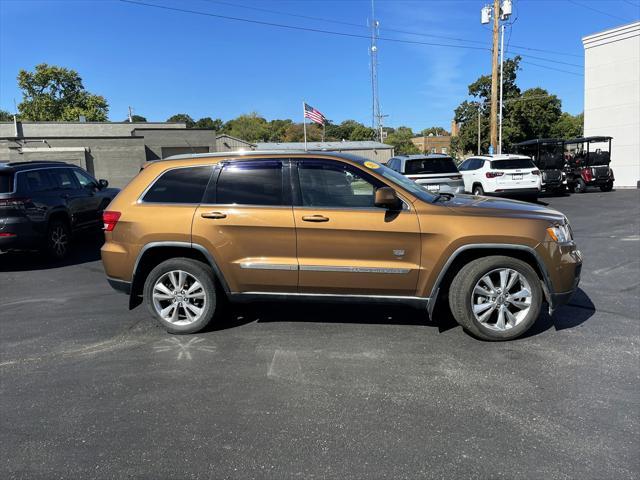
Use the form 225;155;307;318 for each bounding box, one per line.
201;211;227;219
302;215;329;222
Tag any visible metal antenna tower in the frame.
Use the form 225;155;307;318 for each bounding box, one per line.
369;0;383;142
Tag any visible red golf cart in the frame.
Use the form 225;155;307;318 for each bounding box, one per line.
564;136;614;193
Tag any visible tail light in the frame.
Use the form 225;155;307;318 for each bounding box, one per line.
103;211;121;232
485;172;504;178
531;170;540;175
0;197;30;207
0;232;16;237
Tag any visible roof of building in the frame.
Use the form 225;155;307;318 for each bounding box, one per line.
256;141;393;151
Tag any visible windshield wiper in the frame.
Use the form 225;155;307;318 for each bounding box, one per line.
432;192;455;203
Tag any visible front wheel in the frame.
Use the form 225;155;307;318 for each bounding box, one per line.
448;256;543;341
472;185;485;196
143;257;218;334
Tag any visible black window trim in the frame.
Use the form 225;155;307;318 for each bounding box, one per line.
291;158;411;211
137;164;216;205
200;158;292;208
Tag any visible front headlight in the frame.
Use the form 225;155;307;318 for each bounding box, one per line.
547;223;573;243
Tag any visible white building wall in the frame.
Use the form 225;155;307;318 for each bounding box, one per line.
583;22;640;188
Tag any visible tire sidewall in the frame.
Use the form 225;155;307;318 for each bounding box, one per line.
47;219;70;259
473;185;484;196
143;258;217;334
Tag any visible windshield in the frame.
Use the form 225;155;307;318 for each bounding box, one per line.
405;157;458;174
491;158;535;170
365;162;437;203
0;172;13;193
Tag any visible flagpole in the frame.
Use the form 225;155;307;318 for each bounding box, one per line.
302;101;307;151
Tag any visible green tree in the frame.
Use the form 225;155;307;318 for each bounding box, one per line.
127;114;147;122
0;110;14;121
223;112;269;142
194;117;223;130
348;124;375;141
508;87;562;143
17;64;108;121
266;119;293;141
282;123;322;142
325;120;366;141
419;127;449;137
551;112;583;139
166;113;195;128
385;126;420;155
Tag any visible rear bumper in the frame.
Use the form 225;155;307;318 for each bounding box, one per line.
413;179;465;194
0;216;40;251
107;277;131;295
488;188;540;197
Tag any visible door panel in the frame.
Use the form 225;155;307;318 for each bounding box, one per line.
293;159;421;296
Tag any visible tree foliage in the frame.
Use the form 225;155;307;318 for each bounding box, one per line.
550;112;583;139
128;114;147;122
0;110;14;121
385;126;420;155
17;64;108;121
194;117;223;130
166;113;195;128
420;127;449;137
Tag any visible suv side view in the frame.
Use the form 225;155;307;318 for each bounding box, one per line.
101;152;582;341
458;154;541;200
0;161;118;258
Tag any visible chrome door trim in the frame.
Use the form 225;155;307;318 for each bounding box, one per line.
300;265;410;274
231;291;429;305
240;262;298;271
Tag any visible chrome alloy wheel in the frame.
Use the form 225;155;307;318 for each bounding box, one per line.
152;270;207;326
471;268;533;331
50;225;69;257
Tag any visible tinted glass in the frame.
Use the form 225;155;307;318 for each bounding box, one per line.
298;161;381;208
73;169;97;189
0;172;13;193
18;170;54;192
49;168;78;190
405;157;458;174
143;166;212;203
491;158;535;170
213;161;284;206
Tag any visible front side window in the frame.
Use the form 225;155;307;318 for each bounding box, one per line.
297;160;382;208
143;166;212;203
211;160;284;206
49;168;78;190
72;169;97;189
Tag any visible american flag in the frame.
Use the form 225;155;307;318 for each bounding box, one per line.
304;103;326;125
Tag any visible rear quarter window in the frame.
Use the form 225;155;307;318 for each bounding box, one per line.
18;170;54;192
143;166;213;203
0;172;14;193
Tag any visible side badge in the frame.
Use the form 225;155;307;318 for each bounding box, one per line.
393;249;405;257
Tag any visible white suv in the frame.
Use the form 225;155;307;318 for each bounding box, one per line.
458;155;541;199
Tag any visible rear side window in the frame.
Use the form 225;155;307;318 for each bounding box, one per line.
210;161;285;206
18;170;54;192
405;157;458;174
491;158;535;170
0;172;13;193
143;166;212;203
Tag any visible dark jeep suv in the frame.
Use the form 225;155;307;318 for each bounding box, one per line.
0;161;119;258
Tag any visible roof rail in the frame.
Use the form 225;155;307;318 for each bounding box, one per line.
7;160;69;166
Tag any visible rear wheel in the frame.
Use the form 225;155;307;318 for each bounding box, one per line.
574;178;586;193
46;219;70;259
448;256;543;341
472;184;485;196
600;180;613;192
143;258;218;334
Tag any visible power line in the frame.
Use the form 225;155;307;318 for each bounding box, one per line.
120;0;584;71
200;0;583;58
520;60;584;76
567;0;635;22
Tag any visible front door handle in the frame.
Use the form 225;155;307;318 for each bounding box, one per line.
201;211;227;219
302;214;329;222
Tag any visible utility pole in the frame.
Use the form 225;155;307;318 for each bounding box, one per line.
498;23;505;154
477;107;481;155
370;0;384;142
128;106;133;123
490;0;500;154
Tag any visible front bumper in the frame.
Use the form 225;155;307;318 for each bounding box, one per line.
539;243;582;312
107;277;131;295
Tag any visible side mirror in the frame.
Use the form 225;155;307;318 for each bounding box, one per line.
98;179;109;189
374;187;402;210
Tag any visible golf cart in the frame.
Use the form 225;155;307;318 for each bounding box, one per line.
512;138;566;193
564;136;614;193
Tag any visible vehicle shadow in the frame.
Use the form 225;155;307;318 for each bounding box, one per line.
0;230;104;272
205;288;596;339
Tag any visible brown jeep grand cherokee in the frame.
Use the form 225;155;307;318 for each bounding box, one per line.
101;152;582;341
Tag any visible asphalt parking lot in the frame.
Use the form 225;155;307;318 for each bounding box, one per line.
1;189;638;479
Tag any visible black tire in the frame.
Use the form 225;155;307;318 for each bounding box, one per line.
46;219;71;259
448;255;543;341
567;182;576;193
143;257;218;334
600;181;613;192
574;178;586;193
472;184;485;196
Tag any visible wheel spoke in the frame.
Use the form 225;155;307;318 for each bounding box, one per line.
155;282;172;296
183;304;195;322
474;285;493;297
504;308;518;327
481;275;496;292
509;288;530;299
473;302;494;315
496;306;506;330
505;271;518;291
160;304;175;319
499;269;508;290
508;299;530;310
153;292;173;301
177;271;186;290
168;272;179;289
186;281;202;295
477;303;497;323
184;302;202;317
186;291;205;299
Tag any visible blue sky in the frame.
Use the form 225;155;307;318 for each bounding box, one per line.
1;0;639;131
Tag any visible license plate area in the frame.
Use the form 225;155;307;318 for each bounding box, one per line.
512;174;523;180
425;184;440;192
